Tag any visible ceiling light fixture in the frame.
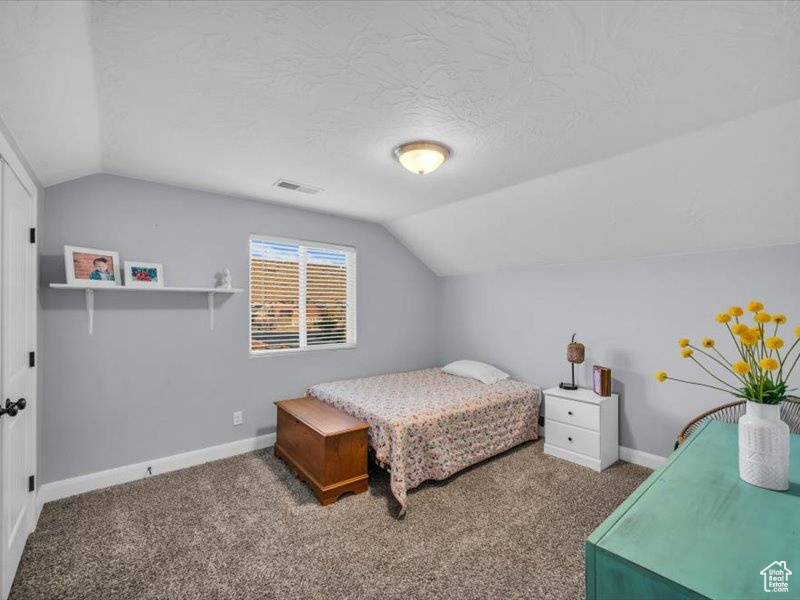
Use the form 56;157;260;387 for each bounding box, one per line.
393;141;450;175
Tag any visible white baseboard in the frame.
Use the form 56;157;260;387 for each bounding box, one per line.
34;495;43;525
37;433;276;507
36;433;664;509
540;428;666;470
618;446;667;470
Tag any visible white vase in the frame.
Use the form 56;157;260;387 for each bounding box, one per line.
738;401;790;491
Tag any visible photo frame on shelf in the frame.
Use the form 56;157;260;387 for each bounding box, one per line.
64;245;121;287
124;261;165;288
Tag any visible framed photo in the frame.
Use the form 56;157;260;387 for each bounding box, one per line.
64;245;121;287
124;261;165;288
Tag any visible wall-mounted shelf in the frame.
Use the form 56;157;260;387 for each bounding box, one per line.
49;284;243;334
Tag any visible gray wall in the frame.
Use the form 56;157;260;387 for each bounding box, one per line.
40;174;440;484
439;244;800;457
39;172;800;481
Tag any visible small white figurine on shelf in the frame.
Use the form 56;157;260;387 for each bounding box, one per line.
216;268;232;290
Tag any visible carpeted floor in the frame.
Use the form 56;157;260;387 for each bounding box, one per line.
10;440;650;600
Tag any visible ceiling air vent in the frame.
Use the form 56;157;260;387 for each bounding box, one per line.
273;179;323;195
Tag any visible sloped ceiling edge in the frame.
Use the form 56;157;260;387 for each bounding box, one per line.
386;99;800;276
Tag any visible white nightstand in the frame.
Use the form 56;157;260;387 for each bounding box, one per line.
543;387;618;471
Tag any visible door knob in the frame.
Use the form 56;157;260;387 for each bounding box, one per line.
0;398;26;418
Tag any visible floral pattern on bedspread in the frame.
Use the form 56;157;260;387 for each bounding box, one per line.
307;368;541;515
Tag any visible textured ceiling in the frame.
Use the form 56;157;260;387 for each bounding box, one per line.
0;1;799;268
389;98;800;275
0;1;99;185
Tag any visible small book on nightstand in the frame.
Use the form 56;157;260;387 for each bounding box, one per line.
593;366;611;397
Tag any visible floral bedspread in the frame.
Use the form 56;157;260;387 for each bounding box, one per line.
308;368;541;515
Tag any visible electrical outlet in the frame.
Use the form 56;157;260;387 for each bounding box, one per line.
233;411;243;426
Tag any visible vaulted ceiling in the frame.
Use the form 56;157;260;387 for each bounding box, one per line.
1;1;799;273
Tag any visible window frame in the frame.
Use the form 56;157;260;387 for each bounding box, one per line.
249;234;357;357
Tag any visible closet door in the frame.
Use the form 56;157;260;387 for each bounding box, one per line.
0;159;36;600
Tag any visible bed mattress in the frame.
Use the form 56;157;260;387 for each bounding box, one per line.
308;367;541;514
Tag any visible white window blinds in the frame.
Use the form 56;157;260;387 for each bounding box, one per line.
250;236;356;354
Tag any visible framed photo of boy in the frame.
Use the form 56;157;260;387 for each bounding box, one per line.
124;261;164;288
64;246;121;287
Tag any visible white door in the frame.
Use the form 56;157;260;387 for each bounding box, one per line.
0;158;36;600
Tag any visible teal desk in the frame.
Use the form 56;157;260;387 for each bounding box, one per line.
586;420;800;599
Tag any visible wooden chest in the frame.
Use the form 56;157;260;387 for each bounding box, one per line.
274;396;369;505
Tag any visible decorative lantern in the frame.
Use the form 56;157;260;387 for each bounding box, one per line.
559;333;585;391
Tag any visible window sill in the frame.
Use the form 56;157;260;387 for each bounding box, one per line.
249;343;357;358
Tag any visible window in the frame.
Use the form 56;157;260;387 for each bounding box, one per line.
250;235;356;354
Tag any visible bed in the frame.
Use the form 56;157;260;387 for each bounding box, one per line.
307;367;541;514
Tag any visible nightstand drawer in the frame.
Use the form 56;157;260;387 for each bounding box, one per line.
546;395;600;431
545;420;600;458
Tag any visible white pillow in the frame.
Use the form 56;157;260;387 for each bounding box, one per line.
441;360;510;385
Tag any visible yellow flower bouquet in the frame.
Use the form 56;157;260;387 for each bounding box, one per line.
656;302;798;404
658;301;795;490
